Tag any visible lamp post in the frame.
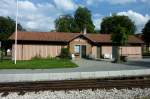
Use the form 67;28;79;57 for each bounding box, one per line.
14;0;18;64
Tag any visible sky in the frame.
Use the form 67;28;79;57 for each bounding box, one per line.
0;0;150;33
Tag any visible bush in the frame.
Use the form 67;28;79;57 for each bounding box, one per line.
31;54;42;60
120;56;128;62
59;48;71;59
31;55;58;60
112;55;128;63
143;52;150;56
0;49;4;61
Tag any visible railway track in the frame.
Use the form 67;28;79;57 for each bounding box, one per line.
0;79;150;92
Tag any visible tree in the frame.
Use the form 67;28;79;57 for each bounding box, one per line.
0;16;15;40
55;7;95;33
111;25;128;45
0;16;24;55
59;48;71;59
0;16;24;40
100;15;136;34
94;29;100;33
55;15;80;33
142;19;150;53
74;7;95;33
111;25;128;62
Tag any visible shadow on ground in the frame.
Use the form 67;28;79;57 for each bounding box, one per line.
124;60;150;68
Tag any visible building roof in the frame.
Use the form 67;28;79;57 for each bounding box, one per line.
9;31;144;44
135;33;144;41
85;34;144;44
9;31;81;42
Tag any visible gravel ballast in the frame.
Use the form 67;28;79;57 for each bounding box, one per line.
1;88;150;99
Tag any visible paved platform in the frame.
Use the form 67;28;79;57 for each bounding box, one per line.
0;59;149;82
0;58;149;74
0;69;150;82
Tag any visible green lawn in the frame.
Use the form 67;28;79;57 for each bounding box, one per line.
0;59;78;69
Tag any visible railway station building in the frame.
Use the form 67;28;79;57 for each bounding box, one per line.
9;31;144;60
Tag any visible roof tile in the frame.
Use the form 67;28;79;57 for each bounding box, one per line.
9;31;144;44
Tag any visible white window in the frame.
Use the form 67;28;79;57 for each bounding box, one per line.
74;45;80;53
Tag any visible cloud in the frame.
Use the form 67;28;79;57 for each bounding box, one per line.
18;1;57;31
117;10;150;33
86;0;150;5
23;14;55;31
108;0;136;4
19;1;37;11
0;0;79;31
93;13;102;18
53;0;77;11
93;18;102;30
92;13;103;30
0;0;64;31
141;0;150;3
86;0;136;5
0;0;149;33
0;0;16;17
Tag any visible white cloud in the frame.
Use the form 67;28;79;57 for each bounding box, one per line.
24;15;55;31
19;1;37;11
86;0;136;5
117;10;150;33
141;0;150;3
0;0;78;31
109;0;136;4
0;0;16;17
53;0;77;11
93;13;102;18
92;10;150;33
86;0;150;5
0;0;63;31
0;0;149;33
93;13;103;30
93;18;102;30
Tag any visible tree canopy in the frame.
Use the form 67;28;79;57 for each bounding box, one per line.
111;25;129;63
107;16;132;63
55;15;80;33
111;25;128;45
55;7;95;33
142;19;150;45
100;15;136;34
0;16;24;40
74;7;95;33
0;16;25;52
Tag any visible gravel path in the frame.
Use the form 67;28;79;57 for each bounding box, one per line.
1;88;150;99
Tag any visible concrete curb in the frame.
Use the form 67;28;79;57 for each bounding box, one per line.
0;69;150;82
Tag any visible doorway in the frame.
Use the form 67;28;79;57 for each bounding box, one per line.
74;45;86;58
81;45;86;58
97;46;101;59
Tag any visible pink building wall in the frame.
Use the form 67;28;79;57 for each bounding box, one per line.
12;44;62;60
101;46;142;59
